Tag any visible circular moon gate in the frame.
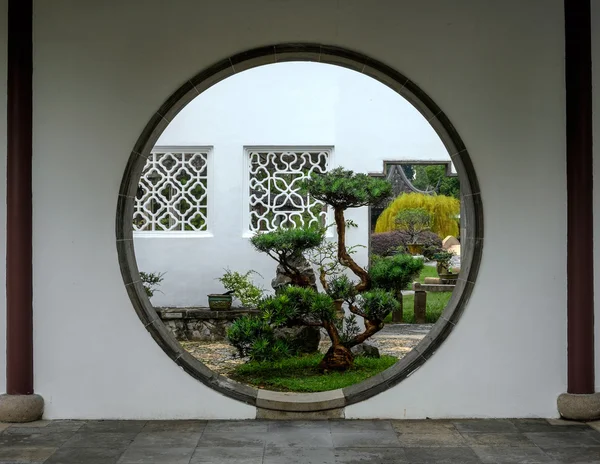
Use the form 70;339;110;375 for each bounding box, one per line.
116;44;483;412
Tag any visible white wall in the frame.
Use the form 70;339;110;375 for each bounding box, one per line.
136;62;449;307
0;0;574;418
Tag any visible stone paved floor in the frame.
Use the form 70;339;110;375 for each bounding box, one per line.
1;418;599;463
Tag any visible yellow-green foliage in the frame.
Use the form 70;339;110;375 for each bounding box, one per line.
374;193;460;238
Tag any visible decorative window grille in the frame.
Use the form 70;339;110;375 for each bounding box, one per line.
134;148;210;232
247;148;330;232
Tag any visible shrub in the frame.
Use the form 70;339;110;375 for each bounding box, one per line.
394;208;432;243
369;254;424;293
374;192;460;238
371;230;441;257
326;275;357;302
218;269;264;308
359;289;401;321
226;316;291;362
140;271;165;298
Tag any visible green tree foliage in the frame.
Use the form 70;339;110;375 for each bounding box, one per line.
412;165;460;199
250;227;324;287
394;208;433;243
369;254;424;293
300;167;392;209
140;271;165;298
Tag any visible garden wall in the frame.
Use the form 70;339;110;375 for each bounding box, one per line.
134;62;450;308
0;0;593;419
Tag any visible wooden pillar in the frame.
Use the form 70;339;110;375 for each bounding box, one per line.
558;0;599;421
0;0;43;423
565;0;594;395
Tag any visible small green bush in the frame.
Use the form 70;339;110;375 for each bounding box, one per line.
218;269;263;307
369;254;424;292
226;316;290;362
326;275;357;302
140;271;165;298
358;288;401;321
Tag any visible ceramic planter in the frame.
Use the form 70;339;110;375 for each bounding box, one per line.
207;293;232;310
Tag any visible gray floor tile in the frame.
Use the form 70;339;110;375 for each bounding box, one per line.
267;421;331;432
264;447;336;464
266;430;334;449
453;420;519;434
197;432;266;448
510;419;591;433
117;446;195;464
525;431;600;449
142;420;207;432
79;421;147;434
129;431;201;448
190;447;264;464
543;446;600;463
205;420;269;433
44;421;85;433
331;431;400;448
62;432;138;449
44;446;124;464
471;445;558;463
392;420;457;434
0;446;57;463
7;421;50;429
397;431;467;447
404;446;483;463
329;420;392;433
334;447;409;463
462;433;536;447
0;431;73;447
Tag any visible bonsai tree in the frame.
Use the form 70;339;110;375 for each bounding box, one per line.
300;167;392;292
432;250;455;276
369;254;424;322
394;208;433;244
250;226;324;289
231;167;421;371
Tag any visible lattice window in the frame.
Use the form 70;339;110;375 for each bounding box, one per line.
134;148;210;232
247;148;330;232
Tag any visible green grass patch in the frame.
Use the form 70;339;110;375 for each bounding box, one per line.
403;265;438;289
385;291;452;324
230;353;397;392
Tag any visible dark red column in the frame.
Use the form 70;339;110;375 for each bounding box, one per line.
565;0;594;394
6;0;34;395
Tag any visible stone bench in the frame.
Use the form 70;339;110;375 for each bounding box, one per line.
157;307;260;342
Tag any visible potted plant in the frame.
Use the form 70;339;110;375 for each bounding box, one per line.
217;269;264;309
394;208;433;255
433;250;458;284
432;250;454;275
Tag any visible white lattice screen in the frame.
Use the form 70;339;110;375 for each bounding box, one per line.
134;148;210;232
247;148;330;232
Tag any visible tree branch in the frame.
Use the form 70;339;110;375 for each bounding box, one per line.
334;207;371;292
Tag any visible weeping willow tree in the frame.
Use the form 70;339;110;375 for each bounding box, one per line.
374;192;460;238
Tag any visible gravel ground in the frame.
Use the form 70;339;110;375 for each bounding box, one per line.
181;323;432;377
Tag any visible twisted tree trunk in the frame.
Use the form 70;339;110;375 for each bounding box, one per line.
334;208;371;292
